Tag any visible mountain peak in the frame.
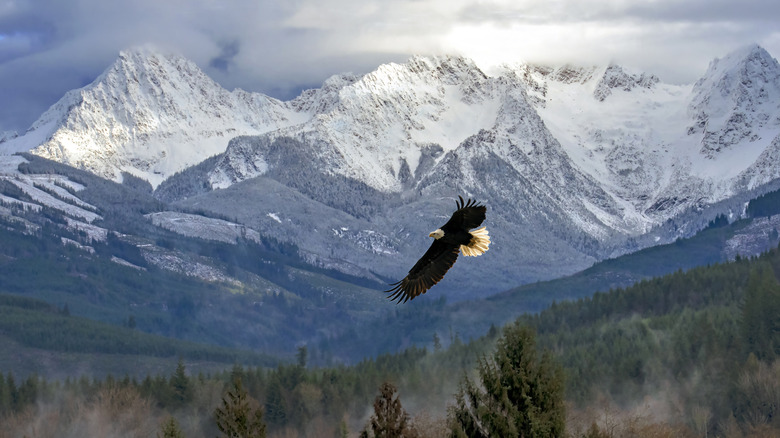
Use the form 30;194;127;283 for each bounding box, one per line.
117;44;177;59
713;43;772;70
358;55;488;91
5;47;301;186
98;46;220;97
693;44;779;96
593;64;659;101
689;44;780;156
289;73;359;113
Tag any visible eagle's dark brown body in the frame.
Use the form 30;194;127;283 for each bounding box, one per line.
386;196;490;303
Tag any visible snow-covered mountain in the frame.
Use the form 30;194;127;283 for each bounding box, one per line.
512;44;780;227
3;44;780;298
0;47;308;187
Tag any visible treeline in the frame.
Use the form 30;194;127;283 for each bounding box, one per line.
520;247;780;436
524;250;779;405
746;186;780;218
2;245;779;436
2;159;395;362
0;327;553;437
0;342;481;436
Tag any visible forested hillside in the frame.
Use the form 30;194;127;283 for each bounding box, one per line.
2;244;777;437
312;205;780;362
0;293;277;379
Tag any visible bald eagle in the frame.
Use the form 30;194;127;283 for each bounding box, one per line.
386;196;490;303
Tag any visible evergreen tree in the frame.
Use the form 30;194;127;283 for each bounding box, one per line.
433;333;442;352
449;323;565;437
16;375;38;409
0;373;9;415
297;345;308;368
338;418;350;438
214;378;267;438
264;375;287;426
6;373;18;412
170;359;192;408
361;381;417;438
158;415;185;438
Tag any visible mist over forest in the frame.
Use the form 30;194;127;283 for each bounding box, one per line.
1;237;778;436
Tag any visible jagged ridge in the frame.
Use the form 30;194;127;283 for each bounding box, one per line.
3;45;780;298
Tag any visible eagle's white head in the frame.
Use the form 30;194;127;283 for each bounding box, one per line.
429;228;444;239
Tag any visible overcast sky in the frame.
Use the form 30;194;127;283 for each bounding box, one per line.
1;0;779;134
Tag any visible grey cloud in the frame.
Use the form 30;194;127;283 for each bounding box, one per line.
1;0;779;133
622;0;780;23
457;0;780;25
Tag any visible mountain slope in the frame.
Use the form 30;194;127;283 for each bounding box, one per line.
161;46;780;297
2;145;780;366
516;44;780;223
4;45;780;298
0;153;394;361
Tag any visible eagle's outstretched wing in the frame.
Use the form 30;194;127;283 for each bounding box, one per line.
442;196;486;232
385;239;460;303
386;196;488;303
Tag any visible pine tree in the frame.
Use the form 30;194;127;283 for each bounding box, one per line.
264;376;287;426
433;333;442;352
214;378;267;438
296;345;308;368
158;415;185;438
361;381;417;438
170;359;192;408
448;322;565;437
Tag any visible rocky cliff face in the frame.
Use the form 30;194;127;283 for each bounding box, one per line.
689;44;780;157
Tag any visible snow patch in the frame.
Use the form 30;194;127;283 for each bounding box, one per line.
0;155;28;174
0;194;41;212
141;247;242;285
65;217;108;242
147;211;263;244
6;178;101;222
111;256;146;270
267;212;282;224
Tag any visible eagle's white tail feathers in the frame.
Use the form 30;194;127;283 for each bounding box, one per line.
461;226;490;257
